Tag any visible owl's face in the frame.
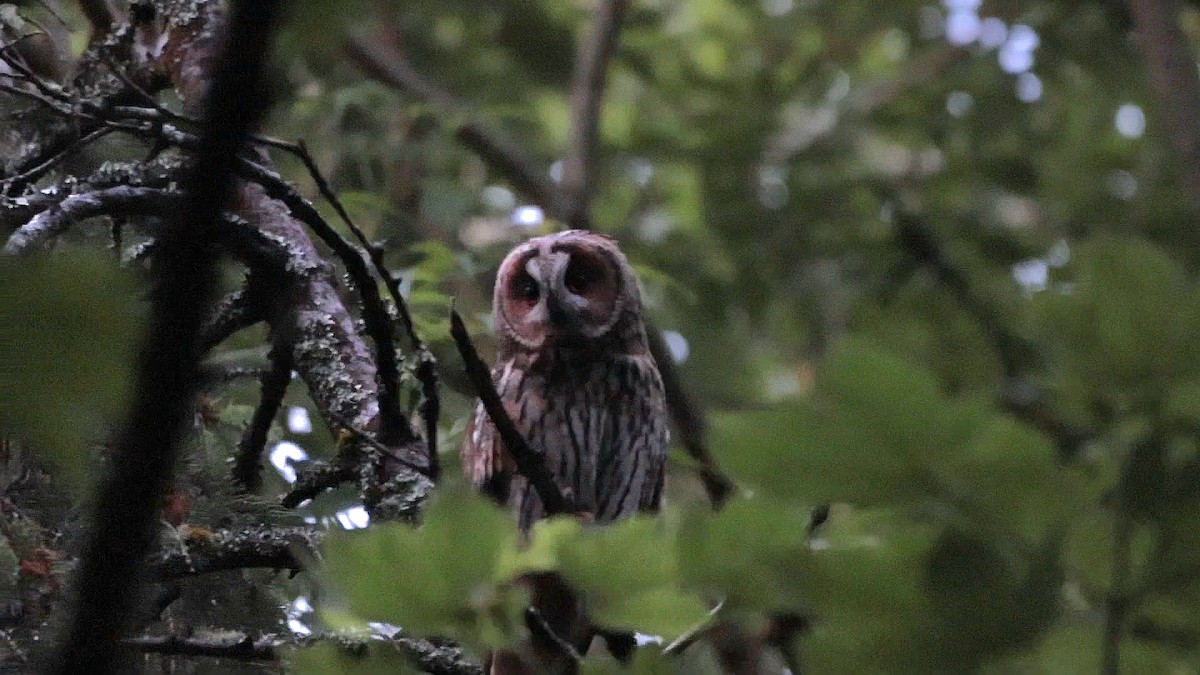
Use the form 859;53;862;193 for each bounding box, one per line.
494;230;639;351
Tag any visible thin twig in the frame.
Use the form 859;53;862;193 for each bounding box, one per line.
526;607;583;664
290;139;442;477
346;37;564;215
233;342;293;492
1;127;114;195
1103;440;1152;675
0;47;69;103
561;0;628;228
645;323;735;506
326;410;431;476
1103;509;1133;674
449;308;573;516
662;600;725;656
100;53;188;124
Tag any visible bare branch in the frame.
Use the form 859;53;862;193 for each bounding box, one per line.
200;364;271;388
5;184;171;253
281;460;358;508
326;410;430;476
561;0;628;228
122;630;484;675
150;525;320;582
449;308;573;517
1;127;115;197
123;633;276;661
198;287;266;353
234;157;420;460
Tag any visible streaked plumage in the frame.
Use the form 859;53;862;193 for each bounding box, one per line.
463;230;668;530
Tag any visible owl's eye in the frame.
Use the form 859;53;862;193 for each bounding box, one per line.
511;273;540;302
564;258;599;294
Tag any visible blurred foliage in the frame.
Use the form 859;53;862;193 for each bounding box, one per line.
0;253;138;489
7;0;1200;671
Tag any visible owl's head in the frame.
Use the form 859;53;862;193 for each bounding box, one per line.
493;230;644;352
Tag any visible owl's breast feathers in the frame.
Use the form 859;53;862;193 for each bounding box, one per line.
461;345;669;529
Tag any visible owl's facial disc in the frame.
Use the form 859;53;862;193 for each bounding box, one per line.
497;234;629;350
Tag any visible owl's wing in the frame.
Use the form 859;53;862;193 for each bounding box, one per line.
595;354;670;520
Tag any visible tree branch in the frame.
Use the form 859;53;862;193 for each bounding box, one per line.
281;460;358;508
645;324;734;506
123;633;277;662
1127;0;1200;206
346;37;564;216
53;0;285;670
122;630;484;674
893;211;1090;457
449;308;574;517
5;185;175;254
149;525;320;582
561;0;628;228
234;157;421;461
198;287;266;353
291;140;441;478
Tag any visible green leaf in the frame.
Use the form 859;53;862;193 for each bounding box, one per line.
558;518;707;638
924;529;1063;665
0;254;139;488
494;516;582;580
677;498;809;610
713;339;985;505
938;417;1080;539
1035;237;1200;410
288;642;414;674
319;488;510;642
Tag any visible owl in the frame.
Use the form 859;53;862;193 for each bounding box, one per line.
462;230;669;530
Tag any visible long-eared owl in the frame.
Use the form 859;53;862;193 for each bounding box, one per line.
462;230;669;530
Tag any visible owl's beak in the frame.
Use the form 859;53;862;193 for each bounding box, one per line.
533;252;586;339
545;291;568;323
545;289;584;337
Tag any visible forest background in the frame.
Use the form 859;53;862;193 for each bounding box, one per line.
3;0;1200;672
